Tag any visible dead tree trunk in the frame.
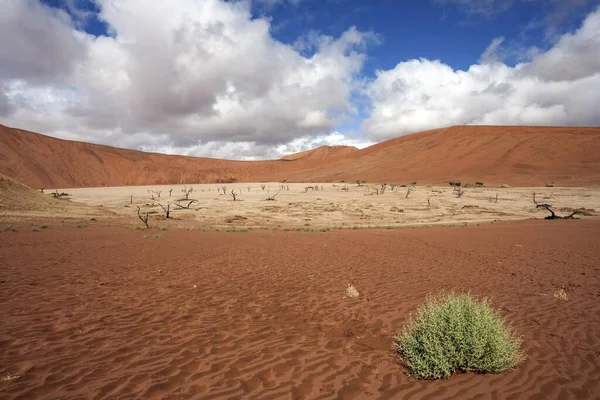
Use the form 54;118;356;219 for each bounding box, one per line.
406;187;412;199
137;207;150;229
230;190;238;201
175;200;197;209
265;192;279;201
533;193;580;219
158;202;172;219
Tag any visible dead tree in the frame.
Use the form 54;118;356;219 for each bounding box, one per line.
169;188;173;197
130;194;133;204
52;189;69;198
247;186;252;192
41;188;44;194
390;184;397;191
230;190;238;201
158;202;173;219
427;198;431;207
533;193;580;219
175;199;197;209
221;186;227;195
341;185;349;191
261;184;266;191
265;192;279;201
406;187;412;199
489;193;499;203
303;186;315;193
455;186;465;198
182;186;193;199
137;206;150;229
151;189;162;198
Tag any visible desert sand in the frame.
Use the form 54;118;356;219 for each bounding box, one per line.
1;220;599;399
1;126;600;399
2;124;600;188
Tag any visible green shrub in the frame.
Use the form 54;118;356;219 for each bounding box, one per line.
40;224;49;229
394;292;524;380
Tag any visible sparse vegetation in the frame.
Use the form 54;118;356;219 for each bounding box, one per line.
554;287;568;301
345;284;359;299
394;292;524;380
501;184;511;188
1;372;21;382
3;225;16;232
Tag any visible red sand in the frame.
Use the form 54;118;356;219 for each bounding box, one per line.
2;124;600;188
280;145;358;161
1;220;599;399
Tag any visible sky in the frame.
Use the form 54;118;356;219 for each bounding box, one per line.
1;0;599;160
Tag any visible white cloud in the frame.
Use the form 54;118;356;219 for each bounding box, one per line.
363;7;600;140
0;0;372;158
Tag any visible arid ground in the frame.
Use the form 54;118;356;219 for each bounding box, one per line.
1;219;599;399
51;183;600;230
1;124;600;399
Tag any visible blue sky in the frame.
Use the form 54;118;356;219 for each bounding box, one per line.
2;0;600;159
41;0;598;73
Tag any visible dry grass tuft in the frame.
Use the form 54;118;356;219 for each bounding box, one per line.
1;372;21;382
345;283;359;299
554;287;568;301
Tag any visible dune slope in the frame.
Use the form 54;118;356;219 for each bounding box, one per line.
280;145;358;161
1;124;599;188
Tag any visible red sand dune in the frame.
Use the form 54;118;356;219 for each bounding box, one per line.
1;124;599;188
280;145;358;161
1;220;599;399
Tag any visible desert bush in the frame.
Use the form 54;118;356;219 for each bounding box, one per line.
3;225;16;232
345;284;359;299
394;291;524;380
501;184;511;188
554;287;568;301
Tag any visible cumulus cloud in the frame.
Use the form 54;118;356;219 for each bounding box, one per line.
0;1;87;83
362;7;600;140
0;0;372;157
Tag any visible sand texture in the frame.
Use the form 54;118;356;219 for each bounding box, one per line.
1;221;599;399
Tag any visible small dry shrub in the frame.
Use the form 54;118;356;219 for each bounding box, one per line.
345;284;359;299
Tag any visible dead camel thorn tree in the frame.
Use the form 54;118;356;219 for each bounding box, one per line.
175;199;197;209
158;202;173;219
406;186;412;199
151;189;162;198
261;184;266;191
181;186;193;199
265;192;279;201
533;193;580;219
230;189;239;201
137;206;150;229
